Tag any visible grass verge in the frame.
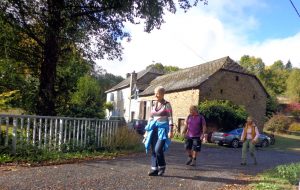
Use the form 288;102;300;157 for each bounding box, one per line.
249;162;300;190
0;127;144;166
268;133;300;152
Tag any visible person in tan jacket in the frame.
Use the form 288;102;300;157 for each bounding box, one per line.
240;116;260;165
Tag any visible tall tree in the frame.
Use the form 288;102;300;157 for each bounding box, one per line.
0;0;207;116
147;62;180;73
286;69;300;102
285;60;293;71
239;55;265;77
264;60;289;95
270;60;285;71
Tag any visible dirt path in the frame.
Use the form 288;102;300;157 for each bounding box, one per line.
0;142;299;190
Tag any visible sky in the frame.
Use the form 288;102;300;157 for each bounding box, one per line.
96;0;300;77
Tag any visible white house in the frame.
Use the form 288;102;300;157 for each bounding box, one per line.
105;67;164;122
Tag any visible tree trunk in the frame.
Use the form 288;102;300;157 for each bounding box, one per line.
37;0;63;116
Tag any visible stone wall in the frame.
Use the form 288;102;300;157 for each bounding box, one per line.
200;70;268;130
140;89;199;133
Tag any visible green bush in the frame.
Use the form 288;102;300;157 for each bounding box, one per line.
266;95;279;118
275;162;300;185
289;122;300;132
198;100;248;131
108;127;143;151
264;114;292;133
173;133;185;142
291;110;300;117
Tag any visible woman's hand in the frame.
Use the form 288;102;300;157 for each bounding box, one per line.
168;131;174;139
251;139;257;144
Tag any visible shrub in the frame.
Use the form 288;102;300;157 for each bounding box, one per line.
288;122;300;132
264;114;292;133
291;110;300;117
198;100;248;131
285;102;300;117
266;95;279;118
108;127;143;151
275;162;300;185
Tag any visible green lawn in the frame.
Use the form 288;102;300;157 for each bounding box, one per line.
248;133;300;190
268;133;300;153
249;162;300;190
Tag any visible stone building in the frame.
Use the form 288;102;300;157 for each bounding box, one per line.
139;56;268;131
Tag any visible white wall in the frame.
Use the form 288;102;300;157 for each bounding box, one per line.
106;88;141;122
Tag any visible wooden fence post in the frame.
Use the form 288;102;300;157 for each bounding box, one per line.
12;117;17;155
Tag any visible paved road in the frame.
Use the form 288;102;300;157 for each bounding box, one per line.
0;142;299;190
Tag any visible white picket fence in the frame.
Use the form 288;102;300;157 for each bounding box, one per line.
0;114;120;154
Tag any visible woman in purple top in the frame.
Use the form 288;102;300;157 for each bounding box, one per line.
182;105;207;166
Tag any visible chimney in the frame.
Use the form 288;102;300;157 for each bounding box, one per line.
129;71;137;97
126;73;131;78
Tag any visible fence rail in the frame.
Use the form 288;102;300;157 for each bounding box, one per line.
0;114;120;154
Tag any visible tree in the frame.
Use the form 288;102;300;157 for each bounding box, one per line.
69;75;104;118
285;60;293;71
146;62;180;73
0;0;207;116
198;100;248;131
270;60;285;71
286;69;300;102
104;102;114;117
239;55;265;77
264;60;289;95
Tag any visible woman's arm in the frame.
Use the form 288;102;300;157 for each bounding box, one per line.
253;125;260;141
166;102;174;138
240;127;245;141
182;116;189;135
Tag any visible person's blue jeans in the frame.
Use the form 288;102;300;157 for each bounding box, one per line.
150;129;166;171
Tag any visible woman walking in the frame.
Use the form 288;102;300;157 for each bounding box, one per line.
182;105;207;166
143;86;174;176
240;116;260;165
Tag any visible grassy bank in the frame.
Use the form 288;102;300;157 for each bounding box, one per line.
247;133;300;190
249;162;300;190
268;133;300;152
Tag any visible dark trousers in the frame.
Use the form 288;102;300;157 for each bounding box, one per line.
150;129;166;171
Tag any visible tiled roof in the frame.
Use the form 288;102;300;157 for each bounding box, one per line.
105;66;164;93
139;56;251;96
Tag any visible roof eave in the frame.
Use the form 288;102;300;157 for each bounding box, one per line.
105;84;129;93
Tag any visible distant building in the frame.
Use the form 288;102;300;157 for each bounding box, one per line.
105;56;268;131
105;67;164;121
139;56;268;131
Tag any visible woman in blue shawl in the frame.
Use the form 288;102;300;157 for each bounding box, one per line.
143;86;174;176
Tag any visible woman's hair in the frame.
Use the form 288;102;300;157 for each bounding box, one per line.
247;116;253;122
154;86;165;94
189;105;198;112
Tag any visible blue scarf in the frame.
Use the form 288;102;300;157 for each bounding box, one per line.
143;120;171;153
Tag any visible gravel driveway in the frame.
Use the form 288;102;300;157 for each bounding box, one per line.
0;142;299;190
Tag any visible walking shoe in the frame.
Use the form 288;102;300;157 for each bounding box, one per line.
185;157;192;165
190;159;196;166
240;162;246;166
158;169;165;176
148;170;158;176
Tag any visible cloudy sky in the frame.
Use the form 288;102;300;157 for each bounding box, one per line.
97;0;300;77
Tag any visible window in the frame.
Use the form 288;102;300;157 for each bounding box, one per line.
109;93;114;101
253;94;256;99
220;89;223;94
236;76;239;81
